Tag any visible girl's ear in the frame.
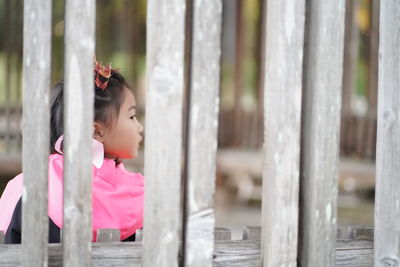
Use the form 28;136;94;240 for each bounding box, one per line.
93;122;105;142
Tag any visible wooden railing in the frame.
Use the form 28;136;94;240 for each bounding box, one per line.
0;0;399;267
0;225;374;266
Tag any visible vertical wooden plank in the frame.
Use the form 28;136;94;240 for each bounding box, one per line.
21;0;51;266
366;0;380;159
341;0;359;117
213;227;231;241
348;226;374;241
374;1;400;265
340;0;359;156
261;0;305;266
135;229;143;242
63;0;96;266
367;0;379;111
0;231;5;245
255;0;266;149
96;229;120;242
143;1;186;266
4;0;12;152
298;1;345;266
232;0;245;147
184;0;222;266
242;226;261;241
0;231;5;244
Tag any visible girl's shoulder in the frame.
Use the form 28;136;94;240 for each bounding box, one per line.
117;163;144;186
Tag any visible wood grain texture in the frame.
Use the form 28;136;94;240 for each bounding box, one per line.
299;1;345;266
242;226;261;241
96;229;121;242
214;227;231;241
184;0;222;266
21;0;51;266
143;1;186;266
341;0;359;115
63;0;96;266
0;239;374;266
242;226;343;241
367;0;379;109
261;0;305;266
0;231;4;244
375;1;400;266
348;226;373;241
135;229;143;242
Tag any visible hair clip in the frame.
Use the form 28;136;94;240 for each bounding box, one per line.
94;57;118;90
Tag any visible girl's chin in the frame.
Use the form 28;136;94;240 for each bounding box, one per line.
121;150;139;160
104;152;134;160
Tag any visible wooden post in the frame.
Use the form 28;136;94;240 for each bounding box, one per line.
299;1;345;266
340;0;359;156
341;0;359;116
365;0;380;159
261;0;305;266
348;226;374;241
135;229;143;242
255;0;266;148
374;1;400;266
233;0;245;146
4;0;12;152
21;0;51;266
367;0;379;111
143;1;186;266
242;226;261;240
184;0;222;266
63;0;96;265
213;227;231;241
96;229;120;242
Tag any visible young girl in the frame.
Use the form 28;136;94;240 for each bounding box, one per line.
0;59;144;243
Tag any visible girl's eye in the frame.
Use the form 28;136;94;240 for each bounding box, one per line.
130;115;136;120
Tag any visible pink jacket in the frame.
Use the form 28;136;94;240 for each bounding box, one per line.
0;152;144;241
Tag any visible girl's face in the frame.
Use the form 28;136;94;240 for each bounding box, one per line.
97;87;143;159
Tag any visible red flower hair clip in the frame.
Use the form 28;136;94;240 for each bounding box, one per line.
94;58;118;90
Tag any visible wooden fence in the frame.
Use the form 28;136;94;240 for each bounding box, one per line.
0;0;399;266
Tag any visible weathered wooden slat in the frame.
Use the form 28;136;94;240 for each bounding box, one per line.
213;240;261;267
375;1;400;265
336;249;373;267
348;226;373;241
261;0;305;266
214;227;231;241
299;1;345;266
242;226;261;241
137;227;230;243
0;239;374;266
135;229;142;242
367;0;379;111
242;226;343;241
143;1;186;266
0;231;4;244
96;229;121;242
336;239;373;250
63;0;96;265
21;0;51;266
336;227;342;239
341;0;359;116
184;0;222;266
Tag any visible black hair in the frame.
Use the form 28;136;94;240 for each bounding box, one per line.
50;71;130;154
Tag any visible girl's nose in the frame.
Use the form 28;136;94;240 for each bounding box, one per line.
139;121;144;135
